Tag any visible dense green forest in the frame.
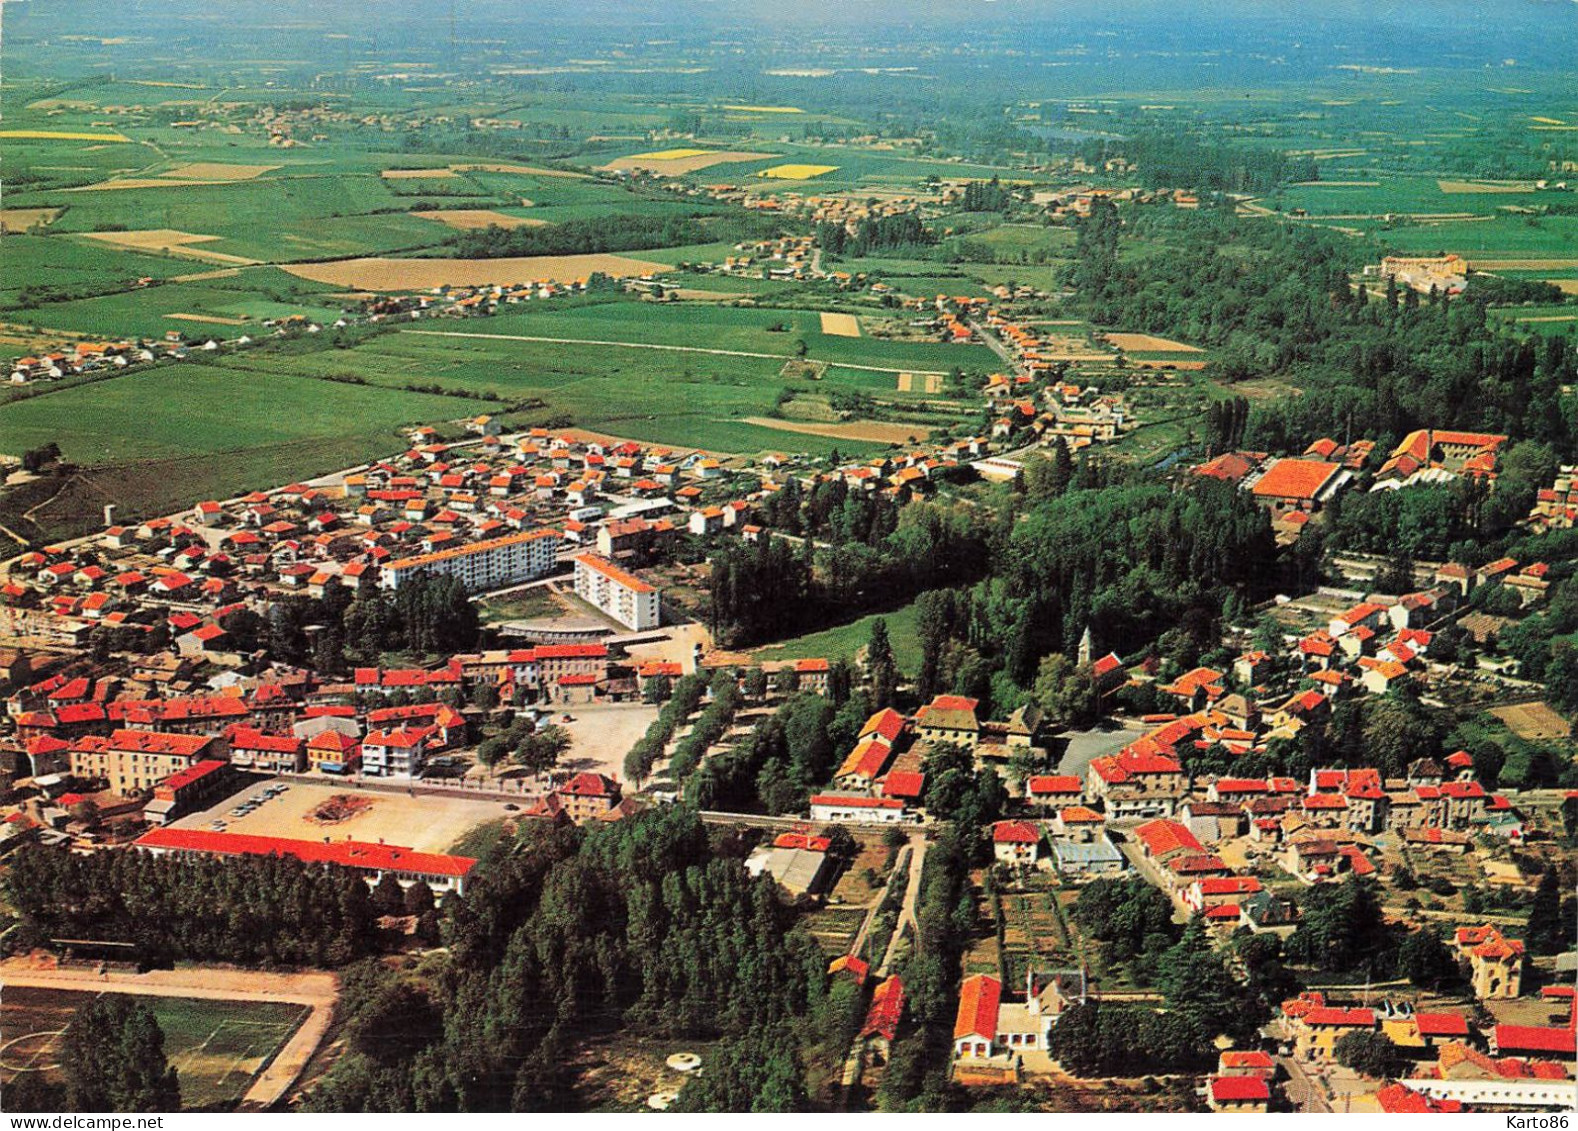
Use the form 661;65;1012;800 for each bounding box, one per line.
6;845;379;966
305;808;827;1112
1071;200;1578;458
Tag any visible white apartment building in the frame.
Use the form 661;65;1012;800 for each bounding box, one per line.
574;553;660;631
380;528;558;593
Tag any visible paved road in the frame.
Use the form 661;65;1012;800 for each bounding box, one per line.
969;319;1025;377
0;960;338;1111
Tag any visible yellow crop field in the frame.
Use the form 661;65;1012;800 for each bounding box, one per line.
79;229;259;265
622;148;714;161
1529;117;1567;126
819;312;861;337
758;164;838;180
722;105;804;114
604;150;777;175
0;129;130;142
0;208;62;234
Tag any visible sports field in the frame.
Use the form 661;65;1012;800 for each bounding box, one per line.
0;986;308;1110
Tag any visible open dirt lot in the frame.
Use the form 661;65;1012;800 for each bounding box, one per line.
158;162;278;181
819;312;862;337
78;229;259;265
281;252;667;290
741;416;931;443
1490;700;1572;741
0;208;61;233
411;209;547;230
556;702;661;780
171;780;512;853
1106;332;1203;352
603;150;778;175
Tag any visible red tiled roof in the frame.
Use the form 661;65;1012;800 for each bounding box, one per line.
860;976;906;1042
992;820;1040;844
1221;1050;1274;1070
1495;1025;1577;1056
155;759;228;794
108;729;213;757
135;827;474;878
561;772;617;797
1252;458;1339;501
1027;774;1082;795
1197;877;1262;896
1305;1007;1374;1027
809;794;904;810
1209;1076;1270;1103
860;708;906;744
1415;1012;1470;1038
881;771;926;800
1135;818;1203;858
1374;1083;1461;1113
953;974;1001;1043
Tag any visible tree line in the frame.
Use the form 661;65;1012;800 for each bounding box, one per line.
6;845;378;967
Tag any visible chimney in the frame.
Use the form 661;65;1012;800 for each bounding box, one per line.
104;504;117;528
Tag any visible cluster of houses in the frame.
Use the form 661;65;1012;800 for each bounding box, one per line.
0;425;778;653
1363;254;1470;296
1193;428;1508;542
1526;463;1578;534
1276;985;1576;1111
805;695;1043;826
8;334;223;386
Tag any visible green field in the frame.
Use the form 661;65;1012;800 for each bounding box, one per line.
12;266;347;340
0;362;473;540
0;985;308;1111
752;599;923;674
475;298;1001;373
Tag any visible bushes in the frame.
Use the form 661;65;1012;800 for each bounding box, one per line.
1048;1002;1215;1077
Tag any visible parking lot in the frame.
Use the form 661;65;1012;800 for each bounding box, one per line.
171;779;516;855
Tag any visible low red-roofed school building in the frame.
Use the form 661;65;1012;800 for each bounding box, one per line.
135;826;476;894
